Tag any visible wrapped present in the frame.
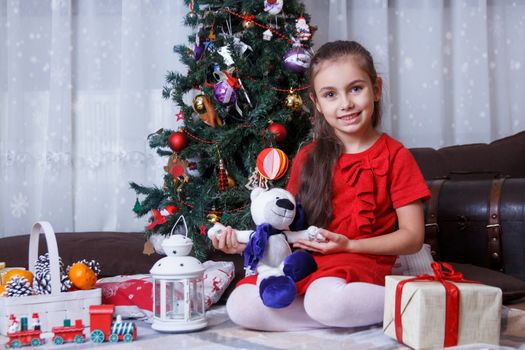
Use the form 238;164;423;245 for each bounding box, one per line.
383;262;502;349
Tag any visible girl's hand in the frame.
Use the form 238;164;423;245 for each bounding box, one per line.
211;226;246;255
292;228;352;254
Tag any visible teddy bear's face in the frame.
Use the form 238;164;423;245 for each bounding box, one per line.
250;188;296;230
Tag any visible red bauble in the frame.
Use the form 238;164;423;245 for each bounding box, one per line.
267;122;287;143
168;132;188;152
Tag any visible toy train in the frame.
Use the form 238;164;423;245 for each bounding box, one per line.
6;305;136;348
89;304;137;343
6;313;44;348
52;319;86;345
5;329;44;348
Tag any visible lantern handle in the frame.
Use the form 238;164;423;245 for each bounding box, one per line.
170;215;189;238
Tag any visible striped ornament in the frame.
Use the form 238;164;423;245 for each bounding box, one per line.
256;148;289;180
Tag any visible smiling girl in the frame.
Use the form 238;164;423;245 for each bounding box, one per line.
214;40;431;331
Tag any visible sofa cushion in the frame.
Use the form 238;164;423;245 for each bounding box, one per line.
0;232;162;278
410;130;525;180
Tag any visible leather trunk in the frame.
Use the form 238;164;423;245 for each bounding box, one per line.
424;178;525;282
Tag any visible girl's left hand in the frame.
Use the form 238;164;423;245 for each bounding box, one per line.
292;228;352;254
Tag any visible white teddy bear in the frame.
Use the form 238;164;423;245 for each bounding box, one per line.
208;187;324;308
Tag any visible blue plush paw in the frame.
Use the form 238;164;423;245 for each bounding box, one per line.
283;250;317;282
259;275;297;309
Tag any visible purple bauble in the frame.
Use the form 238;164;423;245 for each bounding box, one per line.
283;46;311;73
213;81;237;105
193;43;204;61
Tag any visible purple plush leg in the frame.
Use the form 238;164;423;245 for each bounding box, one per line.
259;275;297;309
283;250;317;282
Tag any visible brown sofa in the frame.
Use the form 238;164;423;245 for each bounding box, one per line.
2;131;525;303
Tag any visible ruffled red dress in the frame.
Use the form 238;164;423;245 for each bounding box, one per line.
239;133;431;293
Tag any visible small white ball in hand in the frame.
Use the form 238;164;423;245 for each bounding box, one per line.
307;226;326;242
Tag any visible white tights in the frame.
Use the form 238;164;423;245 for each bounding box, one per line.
225;277;385;331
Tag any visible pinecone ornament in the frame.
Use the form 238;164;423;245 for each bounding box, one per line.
61;273;72;292
6;276;33;297
35;253;63;275
33;272;52;295
33;253;70;294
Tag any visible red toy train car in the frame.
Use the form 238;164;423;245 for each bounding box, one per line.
6;329;44;348
51;319;86;345
89;304;136;343
6;314;44;348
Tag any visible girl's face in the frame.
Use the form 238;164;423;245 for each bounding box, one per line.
310;56;382;143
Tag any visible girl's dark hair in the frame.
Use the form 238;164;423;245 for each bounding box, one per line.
297;40;382;227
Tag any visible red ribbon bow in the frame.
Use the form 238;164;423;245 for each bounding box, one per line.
242;14;255;22
394;262;478;347
223;71;240;89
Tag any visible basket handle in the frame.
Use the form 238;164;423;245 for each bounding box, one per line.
28;221;62;295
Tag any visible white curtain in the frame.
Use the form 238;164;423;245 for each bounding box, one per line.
1;0;524;236
0;0;188;236
303;0;525;147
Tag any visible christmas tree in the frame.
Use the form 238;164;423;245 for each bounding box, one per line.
130;0;315;260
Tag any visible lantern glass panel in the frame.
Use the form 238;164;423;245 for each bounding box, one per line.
166;280;185;319
154;279;161;317
189;278;205;317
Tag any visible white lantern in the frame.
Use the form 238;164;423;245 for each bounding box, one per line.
150;216;207;332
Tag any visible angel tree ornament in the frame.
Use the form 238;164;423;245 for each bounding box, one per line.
283;44;311;73
193;94;222;127
295;16;311;42
264;0;283;15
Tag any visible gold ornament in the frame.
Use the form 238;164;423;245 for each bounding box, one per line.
227;175;236;188
207;212;221;224
242;12;255;30
187;11;197;20
284;92;303;111
208;28;216;41
242;19;254;29
192;94;207;114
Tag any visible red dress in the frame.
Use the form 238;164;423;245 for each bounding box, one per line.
240;133;431;293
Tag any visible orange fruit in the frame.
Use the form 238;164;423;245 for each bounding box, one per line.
0;284;5;296
3;269;33;286
68;263;97;290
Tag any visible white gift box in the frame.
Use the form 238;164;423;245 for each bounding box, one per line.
0;222;101;335
383;274;502;349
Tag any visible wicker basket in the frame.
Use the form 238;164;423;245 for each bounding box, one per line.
0;222;101;335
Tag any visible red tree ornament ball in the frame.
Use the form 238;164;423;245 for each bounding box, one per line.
168;131;188;152
267;122;287;143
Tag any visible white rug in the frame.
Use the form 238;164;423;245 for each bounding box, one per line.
1;305;524;349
